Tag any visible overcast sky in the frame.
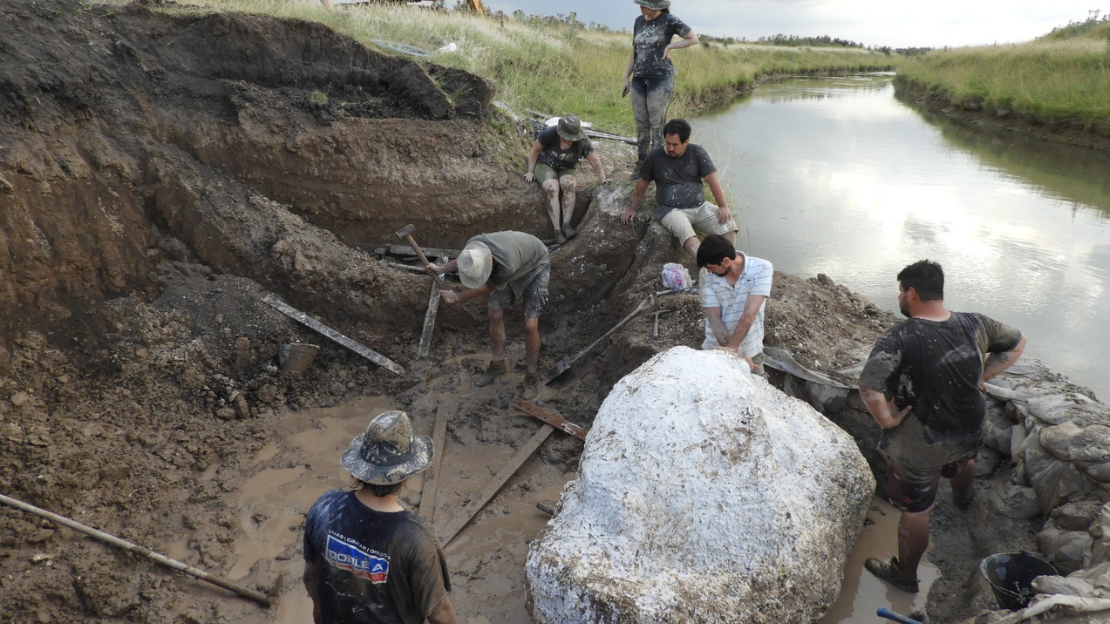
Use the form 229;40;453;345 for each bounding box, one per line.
481;1;1106;49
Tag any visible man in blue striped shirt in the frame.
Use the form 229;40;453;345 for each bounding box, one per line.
696;235;773;375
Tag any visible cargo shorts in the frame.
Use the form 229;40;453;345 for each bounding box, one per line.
659;202;737;242
488;264;550;318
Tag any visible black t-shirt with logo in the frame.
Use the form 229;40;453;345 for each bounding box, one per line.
860;312;1023;470
640;143;717;217
632;13;692;78
304;490;450;624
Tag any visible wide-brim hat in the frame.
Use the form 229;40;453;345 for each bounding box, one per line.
341;410;433;485
634;0;671;10
556;114;587;142
457;240;493;289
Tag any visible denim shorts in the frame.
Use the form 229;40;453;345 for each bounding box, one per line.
488;264;550;318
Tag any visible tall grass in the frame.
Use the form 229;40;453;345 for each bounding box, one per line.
131;0;895;134
897;21;1110;133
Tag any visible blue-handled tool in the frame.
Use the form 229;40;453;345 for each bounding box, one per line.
877;607;923;624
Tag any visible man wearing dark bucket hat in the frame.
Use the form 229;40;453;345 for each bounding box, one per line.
524;114;608;244
859;260;1026;593
303;410;456;624
424;231;549;398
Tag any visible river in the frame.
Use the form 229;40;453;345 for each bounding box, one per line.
693;73;1110;399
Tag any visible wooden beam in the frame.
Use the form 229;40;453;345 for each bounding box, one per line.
263;296;404;375
417;280;440;359
512;398;588;441
436;424;554;545
419;396;452;524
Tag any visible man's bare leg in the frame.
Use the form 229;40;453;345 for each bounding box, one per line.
488;308;506;362
683;235;700;258
523;317;540;374
897;508;931;579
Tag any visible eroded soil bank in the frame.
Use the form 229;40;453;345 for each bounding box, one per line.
0;2;1062;623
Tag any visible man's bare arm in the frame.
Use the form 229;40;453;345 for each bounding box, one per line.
704;307;731;346
983;334;1026;382
723;295;766;351
427;595;458;624
620;178;652;224
860;386;911;429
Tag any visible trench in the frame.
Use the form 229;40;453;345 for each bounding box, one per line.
0;3;1056;624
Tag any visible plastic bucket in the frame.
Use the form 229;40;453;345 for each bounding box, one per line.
279;342;319;373
979;552;1058;610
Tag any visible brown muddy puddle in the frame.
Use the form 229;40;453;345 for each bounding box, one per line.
200;394;934;623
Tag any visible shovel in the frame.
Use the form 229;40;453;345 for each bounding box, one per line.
546;294;654;383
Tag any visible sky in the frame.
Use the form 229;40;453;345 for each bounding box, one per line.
480;1;1106;49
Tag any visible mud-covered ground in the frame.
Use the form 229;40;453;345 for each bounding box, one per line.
0;2;1042;623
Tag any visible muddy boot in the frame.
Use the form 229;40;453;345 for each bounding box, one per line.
555;231;567;245
521;373;540;400
475;360;507;387
954;483;975;509
864;557;919;593
561;223;577;240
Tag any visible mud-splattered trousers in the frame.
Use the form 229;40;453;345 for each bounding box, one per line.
630;74;675;166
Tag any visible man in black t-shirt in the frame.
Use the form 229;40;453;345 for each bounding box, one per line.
303;411;456;624
858;260;1026;593
619;118;737;258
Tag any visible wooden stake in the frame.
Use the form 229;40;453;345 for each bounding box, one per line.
0;493;271;607
263;296;404;375
419;396;452;524
417;280;440;360
436;424;554;546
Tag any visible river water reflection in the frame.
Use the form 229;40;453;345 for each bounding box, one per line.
694;74;1110;399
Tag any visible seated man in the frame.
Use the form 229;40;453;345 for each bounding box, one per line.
695;234;773;375
425;230;549;398
619;118;737;258
524;114;607;244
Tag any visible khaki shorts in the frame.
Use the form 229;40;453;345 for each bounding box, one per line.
534;162;574;185
659;202;737;242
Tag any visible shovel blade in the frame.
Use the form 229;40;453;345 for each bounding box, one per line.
545;355;571;383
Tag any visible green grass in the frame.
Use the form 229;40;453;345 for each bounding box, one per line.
129;0;895;135
897;20;1110;133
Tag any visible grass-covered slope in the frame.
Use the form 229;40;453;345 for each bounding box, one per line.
896;18;1110;137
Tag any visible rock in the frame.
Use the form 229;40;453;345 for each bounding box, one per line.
10;392;30;408
1036;526;1089;575
988;484;1042;520
234;394;250;419
525;347;874;624
977;446;1005;477
1041;422;1110;463
983;399;1013;455
215;407;236;420
1050;501;1104;532
1024;432;1097;514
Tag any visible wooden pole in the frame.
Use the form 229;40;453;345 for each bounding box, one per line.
419;396;452;524
512;398;589;441
0;493;271;607
436;424;554;546
263;296;404;375
417;280;441;360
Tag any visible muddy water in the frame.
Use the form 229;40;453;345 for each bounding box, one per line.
819;498;938;623
694;74;1110;399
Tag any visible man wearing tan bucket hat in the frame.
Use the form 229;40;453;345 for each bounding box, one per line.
524;114;607;244
303;410;457;624
424;230;549;398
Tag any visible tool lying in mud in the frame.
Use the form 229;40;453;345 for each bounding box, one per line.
0;493;272;607
512;398;589;441
650;308;672;340
263;296;405;375
546;294;656;383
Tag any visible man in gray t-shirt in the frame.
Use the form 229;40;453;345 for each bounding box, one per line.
619;118;737;258
425;231;550;399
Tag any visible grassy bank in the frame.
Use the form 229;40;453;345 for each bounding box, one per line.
134;0;895;134
896;19;1110;135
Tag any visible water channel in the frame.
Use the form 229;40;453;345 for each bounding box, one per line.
693;73;1110;400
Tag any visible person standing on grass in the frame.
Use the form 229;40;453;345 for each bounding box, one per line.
619;119;737;258
622;0;698;179
303;410;457;624
524;114;608;244
859;260;1026;593
696;234;772;376
424;231;549;399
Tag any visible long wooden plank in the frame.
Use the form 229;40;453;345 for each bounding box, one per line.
512;398;589;441
263;296;405;375
436;424;555;545
419;396;452;524
417;281;441;359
